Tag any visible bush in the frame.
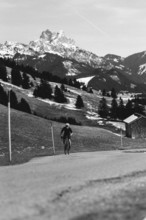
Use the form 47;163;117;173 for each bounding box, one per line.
0;63;8;82
75;95;84;108
32;111;81;125
55;116;81;125
18;98;31;114
54;85;67;103
0;84;8;106
33;80;52;99
10;90;19;109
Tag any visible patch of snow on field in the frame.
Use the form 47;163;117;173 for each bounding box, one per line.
0;80;81;111
77;76;95;86
110;75;120;82
0;80;24;90
27;92;33;97
37;97;79;111
86;110;100;120
113;58;118;62
38;54;46;58
117;93;133;102
138;64;146;75
69;89;82;95
66;72;76;76
106;121;125;130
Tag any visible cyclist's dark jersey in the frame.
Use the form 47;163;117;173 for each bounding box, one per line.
61;127;72;139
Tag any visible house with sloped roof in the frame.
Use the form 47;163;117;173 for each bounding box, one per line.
124;114;146;138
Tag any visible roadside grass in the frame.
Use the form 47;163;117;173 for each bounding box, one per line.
0;104;146;166
73;181;146;220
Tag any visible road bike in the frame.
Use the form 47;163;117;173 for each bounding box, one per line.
64;137;71;155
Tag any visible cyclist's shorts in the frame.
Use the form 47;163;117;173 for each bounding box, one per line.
63;136;71;139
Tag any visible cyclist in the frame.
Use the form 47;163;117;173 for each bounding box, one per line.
60;123;73;154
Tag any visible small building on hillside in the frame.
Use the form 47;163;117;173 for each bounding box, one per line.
124;114;146;138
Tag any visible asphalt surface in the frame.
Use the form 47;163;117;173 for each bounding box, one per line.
1;150;146;220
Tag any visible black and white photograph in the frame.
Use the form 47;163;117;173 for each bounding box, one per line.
1;0;146;219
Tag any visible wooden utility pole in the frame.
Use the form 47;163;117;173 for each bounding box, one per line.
8;89;12;162
50;122;55;154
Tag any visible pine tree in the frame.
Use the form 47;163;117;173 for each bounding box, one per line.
102;89;106;96
82;84;87;91
18;98;31;113
0;84;8;106
110;98;118;119
54;85;67;103
125;99;133;118
111;88;117;98
40;80;52;99
69;79;73;86
11;67;22;86
60;83;65;91
73;79;81;89
133;100;144;115
117;97;125;120
33;85;39;97
75;95;84;108
88;87;93;93
33;80;52;99
0;63;8;82
98;97;109;118
10;90;18;109
22;72;30;89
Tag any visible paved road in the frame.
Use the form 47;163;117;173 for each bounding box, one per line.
1;150;146;220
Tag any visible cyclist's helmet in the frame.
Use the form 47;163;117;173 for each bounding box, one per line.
66;123;70;127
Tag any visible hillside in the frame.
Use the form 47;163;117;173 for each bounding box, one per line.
0;78;100;126
0;104;119;165
1;104;146;165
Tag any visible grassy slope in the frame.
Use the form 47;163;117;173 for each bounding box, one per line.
0;104;146;165
0;80;102;126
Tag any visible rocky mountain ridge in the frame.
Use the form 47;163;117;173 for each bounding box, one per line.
0;29;103;67
1;29;146;92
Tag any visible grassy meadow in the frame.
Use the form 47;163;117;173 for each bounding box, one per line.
0;80;102;126
0;104;146;165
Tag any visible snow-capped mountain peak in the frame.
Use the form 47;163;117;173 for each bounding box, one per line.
40;29;53;41
0;29;124;73
39;29;75;46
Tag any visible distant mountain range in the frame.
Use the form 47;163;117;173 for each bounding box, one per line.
1;29;146;92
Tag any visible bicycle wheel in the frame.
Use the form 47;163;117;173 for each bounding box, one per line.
64;138;70;155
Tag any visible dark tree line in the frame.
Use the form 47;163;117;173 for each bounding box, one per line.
54;85;67;103
0;61;8;82
0;60;32;89
33;80;52;99
102;88;117;98
33;80;67;103
0;58;40;79
75;95;84;108
0;84;8;105
0;58;93;94
33;80;86;108
0;84;31;114
11;67;31;89
98;97;145;120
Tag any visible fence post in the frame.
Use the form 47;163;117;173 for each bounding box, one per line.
8;89;12;162
50;122;55;154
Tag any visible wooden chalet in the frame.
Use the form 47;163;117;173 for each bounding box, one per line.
124;114;146;139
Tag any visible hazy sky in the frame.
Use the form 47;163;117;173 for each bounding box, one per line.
0;0;146;57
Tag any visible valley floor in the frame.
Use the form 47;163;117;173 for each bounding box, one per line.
1;150;146;220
